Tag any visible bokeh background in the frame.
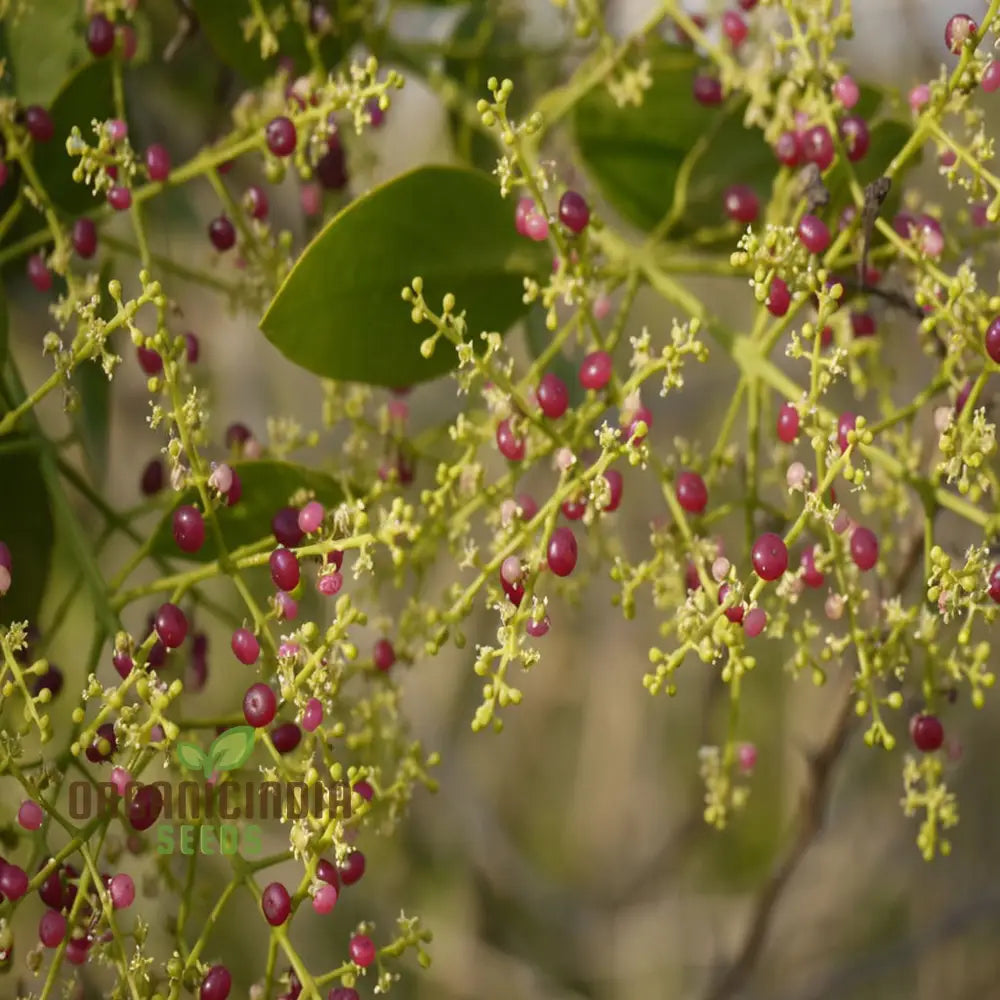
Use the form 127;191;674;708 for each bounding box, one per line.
4;1;1000;998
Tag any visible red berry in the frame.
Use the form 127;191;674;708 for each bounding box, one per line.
72;218;98;258
86;722;117;763
27;253;52;292
624;403;652;444
798;214;831;254
837;411;857;452
766;277;790;316
317;858;340;889
154;603;188;648
723;184;759;224
776;402;799;442
547;526;578;576
802;125;835;170
0;863;27;900
145;144;171;181
832;74;860;108
675;470;708;514
561;495;586;521
603;469;624;512
579;350;613;390
743;607;767;637
246;184;269;219
107;185;132;211
800;546;825;588
208;216;236;251
989;564;1000;602
109;873;135;909
851;311;877;338
348;933;376;967
39;910;66;948
244;683;277;727
536;373;569;418
983;61;1000;92
751;532;788;581
838;115;870;161
270;722;301;754
87;14;116;56
693;75;723;106
270;548;300;592
172;505;206;554
265;116;297;157
850;526;878;570
558;190;590;233
910;714;944;752
373;638;395;671
272;506;305;547
944;14;977;54
328;990;359;1000
339;849;365;885
231;628;260;665
718;583;744;623
24;105;54;143
721;10;748;46
316;138;348;190
200;965;233;1000
127;784;163;831
262;881;292;925
738;0;758;8
985;318;1000;363
496;419;525;461
774;130;803;167
18;800;43;830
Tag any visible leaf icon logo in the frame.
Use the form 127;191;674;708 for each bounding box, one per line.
175;726;256;780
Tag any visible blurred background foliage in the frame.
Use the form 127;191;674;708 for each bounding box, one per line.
2;0;1000;998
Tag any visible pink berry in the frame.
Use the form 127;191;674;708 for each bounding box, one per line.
317;571;343;596
774;130;803;166
524;212;549;241
526;616;550;637
802;125;835;170
18;799;43;830
798;214;831;254
751;532;788;581
743;607;767;637
850;526;879;570
107;185;132;211
800;547;825;588
692;75;723;106
302;698;324;731
514;197;534;236
109;873;135;909
721;10;748;46
298;500;325;534
983;61;1000;92
675;470;708;514
910;714;944;752
27;253;52;292
547;526;578;577
593;294;612;320
110;767;132;796
231;628;260;665
145;144;171;181
373;638;395;671
579;350;613;390
312;883;338;914
737;742;758;772
832;74;859;108
348;933;376;967
838;115;870;161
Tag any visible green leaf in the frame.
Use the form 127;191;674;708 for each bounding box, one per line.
71;266;114;486
190;0;345;84
523;307;584;409
149;459;346;562
573;41;776;236
0;0;85;106
36;60;116;215
207;726;256;773
175;742;208;772
260;165;549;387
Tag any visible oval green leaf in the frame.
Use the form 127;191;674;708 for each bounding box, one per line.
0;0;85;106
208;726;256;772
573;42;776;235
260;165;550;387
149;459;347;562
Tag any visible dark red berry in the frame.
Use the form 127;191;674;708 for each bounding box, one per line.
143;144;170;182
718;583;744;623
136;345;162;376
766;277;790;316
140;458;164;495
272;506;304;547
837;411;857;452
547;526;578;576
802;125;835;170
348;933;375;967
317;859;340;889
154;602;188;648
850;526;879;570
579;350;612;390
208;216;236;251
107;185;132;211
244;683;277;727
270;548;300;592
536;373;569;418
985;317;1000;363
774;130;803;167
328;990;359;1000
944;14;977;54
838;115;870;161
172;505;206;554
72;218;97;258
989;564;1000;602
86;722;117;763
339;849;365;885
910;714;944;752
801;546;825;588
200;965;233;1000
246;184;269;219
561;495;586;520
777;402;799;442
675;471;708;514
316;138;348;190
127;784;164;831
0;864;28;900
798;214;831;254
185;332;199;363
231;628;260;665
373;638;395;671
271;722;301;754
39;910;66;948
558;190;590;233
751;532;788;581
266;116;297;157
693;75;723;106
87;14;116;56
27;253;52;292
603;469;623;512
262;881;292;925
496;419;525;461
724;184;759;224
24;106;54;143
